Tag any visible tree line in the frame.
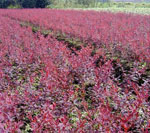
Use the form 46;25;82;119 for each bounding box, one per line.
0;0;105;8
0;0;50;8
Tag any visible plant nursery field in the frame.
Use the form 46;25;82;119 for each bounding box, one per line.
0;9;150;132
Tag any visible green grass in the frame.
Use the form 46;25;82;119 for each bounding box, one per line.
88;8;150;15
63;7;150;15
47;2;150;15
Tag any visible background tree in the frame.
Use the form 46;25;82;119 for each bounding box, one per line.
22;0;36;8
76;0;93;6
0;0;4;8
36;0;49;8
0;0;16;8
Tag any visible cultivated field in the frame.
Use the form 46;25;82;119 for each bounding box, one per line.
0;9;150;132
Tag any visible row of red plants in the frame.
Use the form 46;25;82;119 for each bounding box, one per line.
1;9;150;63
0;10;149;132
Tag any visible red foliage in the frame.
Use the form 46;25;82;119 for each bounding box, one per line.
0;10;149;132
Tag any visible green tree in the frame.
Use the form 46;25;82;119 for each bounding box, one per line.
0;0;4;8
76;0;93;6
36;0;49;8
22;0;36;8
0;0;16;8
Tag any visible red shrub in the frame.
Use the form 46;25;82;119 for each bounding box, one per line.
0;10;149;132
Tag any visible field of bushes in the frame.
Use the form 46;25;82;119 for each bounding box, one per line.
0;9;150;132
